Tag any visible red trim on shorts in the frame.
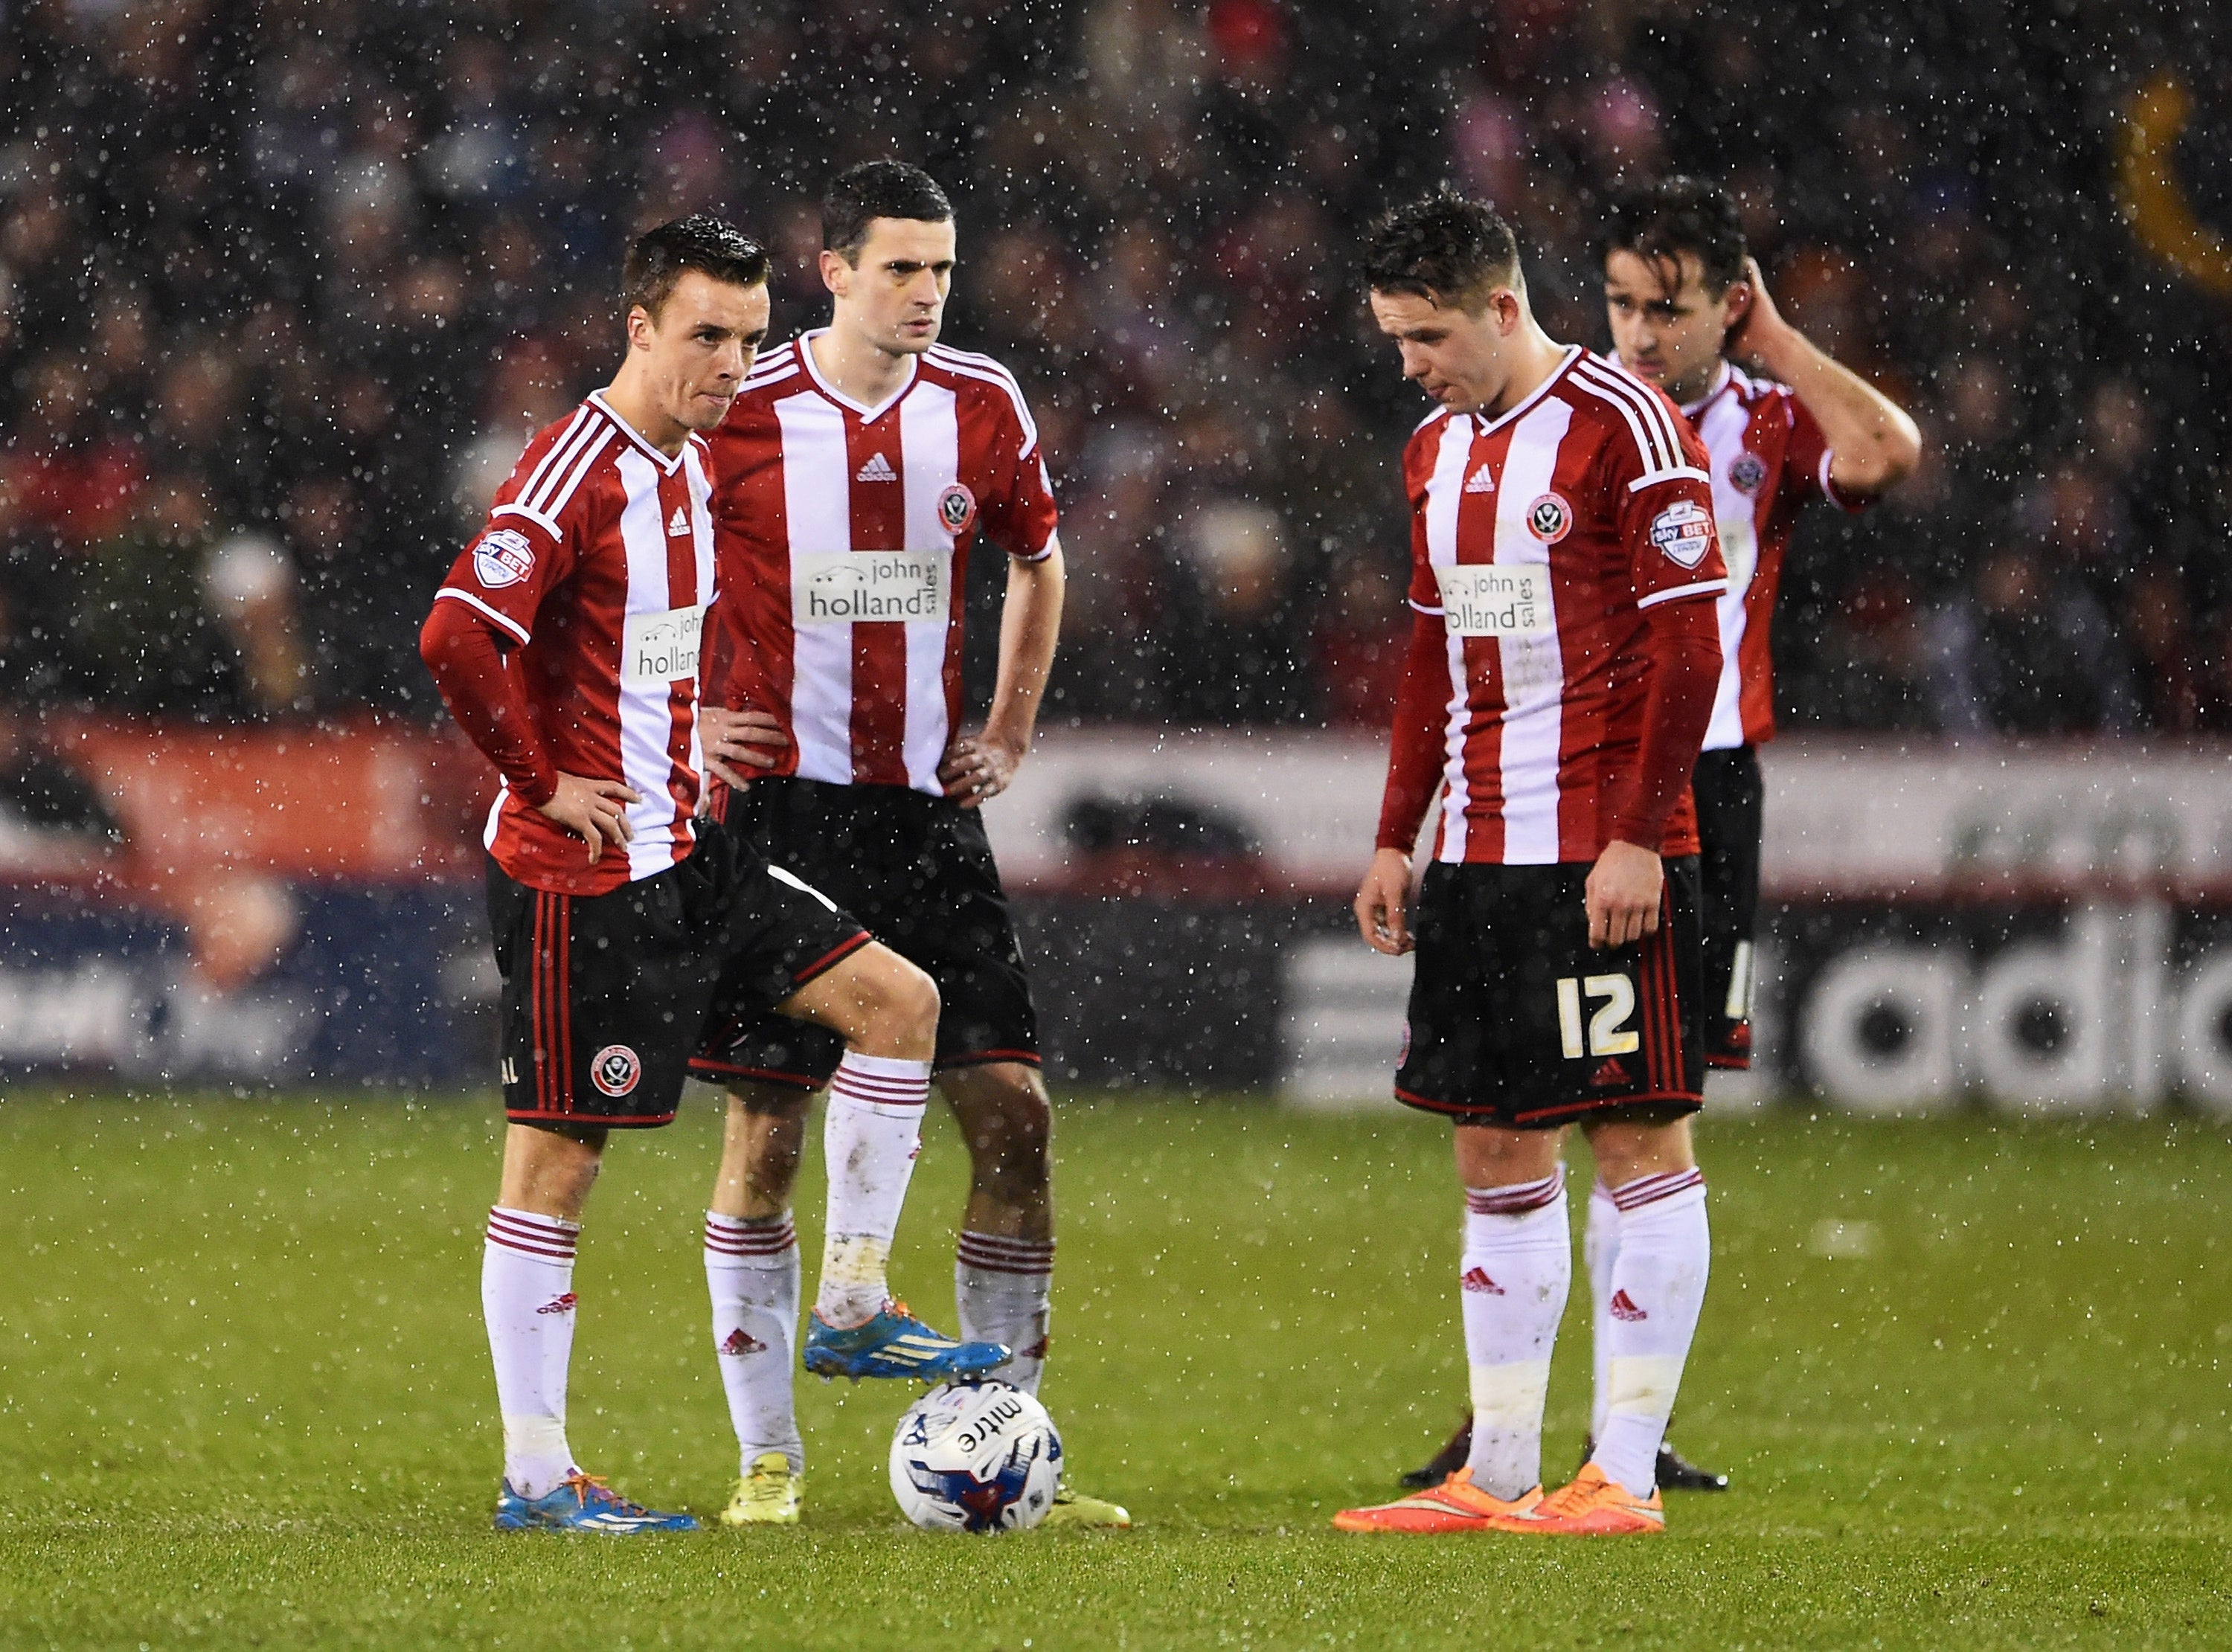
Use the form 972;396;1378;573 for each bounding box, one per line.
1707;1052;1753;1071
556;893;575;1113
791;931;872;989
685;1057;826;1093
508;1108;678;1130
1394;1085;1702;1123
533;893;556;1113
935;1049;1042;1072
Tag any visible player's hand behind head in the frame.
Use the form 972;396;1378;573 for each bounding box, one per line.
1720;256;1784;361
538;772;641;863
1355;846;1417;956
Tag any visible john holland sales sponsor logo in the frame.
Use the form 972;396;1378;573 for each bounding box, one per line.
792;550;951;625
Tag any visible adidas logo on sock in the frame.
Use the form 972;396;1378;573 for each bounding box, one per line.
1463;463;1496;494
1460;1266;1505;1295
855;452;897;483
536;1292;578;1317
667;504;690;537
1609;1289;1647;1322
1020;1336;1050;1360
721;1327;768;1356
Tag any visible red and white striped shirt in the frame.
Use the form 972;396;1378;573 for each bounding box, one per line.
703;333;1059;794
1677;360;1871;750
432;392;716;895
1385;347;1727;865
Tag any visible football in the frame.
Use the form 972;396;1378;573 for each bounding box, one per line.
889;1380;1063;1532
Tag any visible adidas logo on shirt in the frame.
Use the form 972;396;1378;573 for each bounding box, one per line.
855;452;897;483
667;505;690;537
1464;464;1496;494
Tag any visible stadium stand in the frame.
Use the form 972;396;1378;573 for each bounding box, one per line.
0;0;2221;734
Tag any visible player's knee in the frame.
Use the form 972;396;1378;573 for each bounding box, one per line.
885;960;941;1038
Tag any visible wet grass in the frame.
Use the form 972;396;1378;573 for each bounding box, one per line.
3;1090;2228;1649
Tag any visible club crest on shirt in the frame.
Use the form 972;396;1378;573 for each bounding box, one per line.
591;1044;642;1098
472;527;536;589
1649;498;1714;570
1728;451;1767;495
937;482;978;536
1525;493;1572;543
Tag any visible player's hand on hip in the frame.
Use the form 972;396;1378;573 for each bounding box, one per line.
699;704;786;792
1585;839;1663;949
939;730;1021;809
537;773;639;864
1355;847;1417;956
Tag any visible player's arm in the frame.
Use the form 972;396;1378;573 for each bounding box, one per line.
420;524;638;863
1592;442;1728;949
1725;255;1920;498
1356;603;1446;956
943;402;1067;809
941;538;1064;809
1591;589;1721;947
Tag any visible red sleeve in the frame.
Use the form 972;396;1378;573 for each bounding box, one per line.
1780;395;1873;515
1376;605;1448;852
1609;398;1728;611
973;383;1060;561
1605;591;1721;849
420;422;586;804
419;600;558;806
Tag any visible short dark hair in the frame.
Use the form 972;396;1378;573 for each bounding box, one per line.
1362;187;1521;312
622;213;769;320
1601;176;1747;296
822;161;953;263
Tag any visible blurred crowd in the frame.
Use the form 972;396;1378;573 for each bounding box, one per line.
0;0;2223;736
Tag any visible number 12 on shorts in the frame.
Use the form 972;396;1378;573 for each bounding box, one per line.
1556;974;1638;1059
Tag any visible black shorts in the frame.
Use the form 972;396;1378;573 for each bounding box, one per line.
689;777;1038;1090
488;818;869;1130
1394;857;1705;1128
1692;746;1763;1070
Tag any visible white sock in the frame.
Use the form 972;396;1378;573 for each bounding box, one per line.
956;1232;1054;1395
1584;1180;1620;1442
705;1211;803;1475
482;1206;581;1499
1457;1169;1571;1500
1590;1170;1710;1498
813;1052;931;1327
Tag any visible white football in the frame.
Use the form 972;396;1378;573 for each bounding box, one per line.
889;1379;1062;1532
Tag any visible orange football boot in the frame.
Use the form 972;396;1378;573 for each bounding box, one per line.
1331;1472;1543;1534
1513;1463;1665;1535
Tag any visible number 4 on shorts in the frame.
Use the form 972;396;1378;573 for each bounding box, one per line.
1556;975;1638;1059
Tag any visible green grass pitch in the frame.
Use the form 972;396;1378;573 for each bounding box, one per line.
4;1090;2229;1649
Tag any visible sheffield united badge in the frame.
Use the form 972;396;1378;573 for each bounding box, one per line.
936;482;978;537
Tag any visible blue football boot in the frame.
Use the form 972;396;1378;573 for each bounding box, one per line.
801;1299;1012;1382
493;1473;699;1533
